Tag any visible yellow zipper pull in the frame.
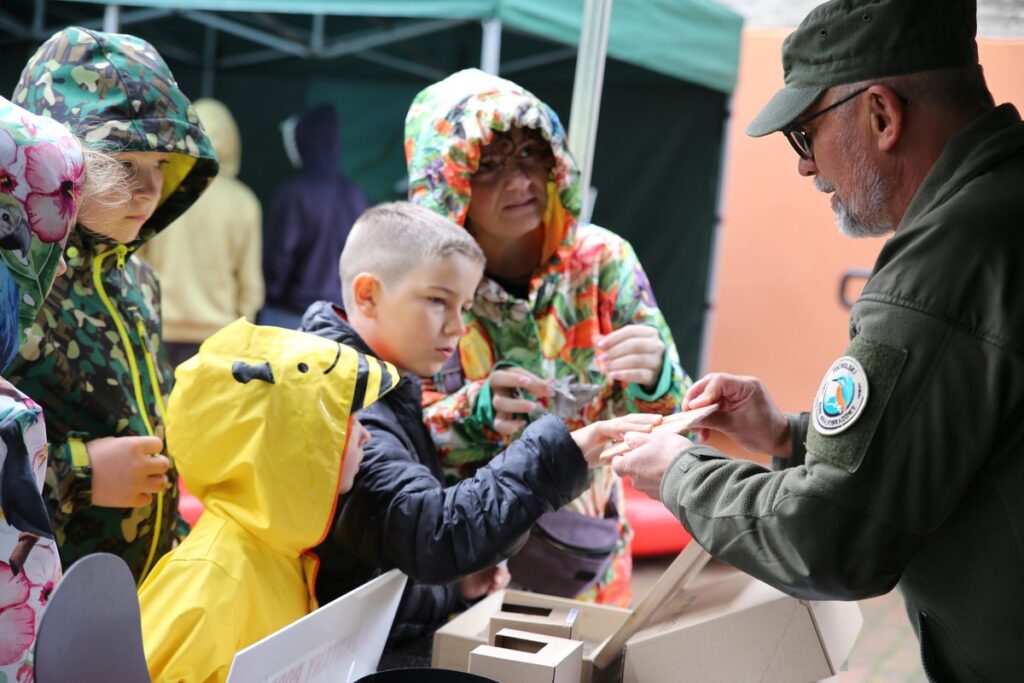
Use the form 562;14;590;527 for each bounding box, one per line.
115;244;128;269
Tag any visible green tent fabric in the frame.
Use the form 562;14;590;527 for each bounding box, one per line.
15;1;740;373
65;0;743;93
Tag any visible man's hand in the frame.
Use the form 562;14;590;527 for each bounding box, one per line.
487;367;552;436
597;325;666;391
571;414;663;467
89;436;170;508
459;564;512;600
683;373;791;458
611;431;693;498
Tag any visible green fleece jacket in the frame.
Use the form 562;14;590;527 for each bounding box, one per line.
661;104;1024;682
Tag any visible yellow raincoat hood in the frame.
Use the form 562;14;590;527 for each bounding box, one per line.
167;319;398;555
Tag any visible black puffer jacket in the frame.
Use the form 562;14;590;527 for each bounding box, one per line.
301;301;589;643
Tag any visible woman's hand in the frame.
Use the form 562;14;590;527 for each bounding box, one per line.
487;367;552;436
597;325;666;391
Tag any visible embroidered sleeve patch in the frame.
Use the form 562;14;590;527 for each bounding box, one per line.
806;336;907;474
813;356;869;435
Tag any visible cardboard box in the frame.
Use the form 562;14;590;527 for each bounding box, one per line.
470;628;583;683
621;570;863;682
488;602;580;642
434;544;863;683
435;543;709;683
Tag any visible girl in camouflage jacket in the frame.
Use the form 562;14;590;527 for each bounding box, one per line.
6;27;218;583
405;69;690;605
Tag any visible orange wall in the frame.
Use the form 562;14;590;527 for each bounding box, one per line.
703;32;1024;458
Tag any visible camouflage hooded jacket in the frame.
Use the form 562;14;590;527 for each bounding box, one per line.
6;27;217;582
405;69;689;605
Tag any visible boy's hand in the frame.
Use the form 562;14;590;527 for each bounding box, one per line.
571;413;663;467
459;564;512;600
596;325;665;391
488;367;552;436
89;436;170;508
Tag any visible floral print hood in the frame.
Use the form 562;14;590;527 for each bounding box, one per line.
404;68;581;255
0;96;80;371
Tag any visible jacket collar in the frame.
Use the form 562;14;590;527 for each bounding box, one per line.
900;104;1024;230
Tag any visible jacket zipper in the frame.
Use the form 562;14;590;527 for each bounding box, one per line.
92;245;165;585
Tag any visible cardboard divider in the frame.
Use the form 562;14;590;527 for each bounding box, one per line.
470;628;584;683
489;603;580;642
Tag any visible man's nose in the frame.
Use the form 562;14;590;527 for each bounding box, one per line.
798;156;818;177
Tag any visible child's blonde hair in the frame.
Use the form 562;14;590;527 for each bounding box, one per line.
340;201;485;311
80;144;131;209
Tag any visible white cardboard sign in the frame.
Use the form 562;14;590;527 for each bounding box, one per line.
226;569;407;683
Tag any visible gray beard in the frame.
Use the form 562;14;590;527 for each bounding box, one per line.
814;130;896;239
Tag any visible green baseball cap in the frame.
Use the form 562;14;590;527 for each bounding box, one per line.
747;0;979;137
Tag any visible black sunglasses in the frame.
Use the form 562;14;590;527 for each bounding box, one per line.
782;87;870;160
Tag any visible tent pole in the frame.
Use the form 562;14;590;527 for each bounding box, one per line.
103;4;120;33
202;26;217;98
480;18;502;75
311;13;325;54
567;0;612;224
32;0;45;36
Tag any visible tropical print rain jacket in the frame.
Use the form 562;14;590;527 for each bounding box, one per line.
7;27;218;582
138;320;398;683
0;94;82;680
405;69;689;605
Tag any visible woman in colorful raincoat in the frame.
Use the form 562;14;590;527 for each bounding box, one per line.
405;69;690;605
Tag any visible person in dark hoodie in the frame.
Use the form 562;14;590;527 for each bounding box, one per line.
261;103;370;329
301;201;659;657
7;27;218;583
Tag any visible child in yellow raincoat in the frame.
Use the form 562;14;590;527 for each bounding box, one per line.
137;319;398;683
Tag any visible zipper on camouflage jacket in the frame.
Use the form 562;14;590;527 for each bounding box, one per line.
92;244;166;585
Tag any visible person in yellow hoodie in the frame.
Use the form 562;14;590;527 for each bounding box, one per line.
140;98;265;368
137;319;397;683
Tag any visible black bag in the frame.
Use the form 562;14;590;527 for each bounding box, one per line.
506;500;619;598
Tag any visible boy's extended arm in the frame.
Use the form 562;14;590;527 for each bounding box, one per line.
604;236;690;414
334;413;587;584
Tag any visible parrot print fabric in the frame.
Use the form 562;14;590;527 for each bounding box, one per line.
0;95;81;681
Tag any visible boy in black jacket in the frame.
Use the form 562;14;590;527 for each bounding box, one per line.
302;202;658;651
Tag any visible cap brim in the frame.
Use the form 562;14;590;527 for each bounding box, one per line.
746;85;826;137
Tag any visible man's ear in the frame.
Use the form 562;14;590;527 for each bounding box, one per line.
867;84;905;153
351;273;382;319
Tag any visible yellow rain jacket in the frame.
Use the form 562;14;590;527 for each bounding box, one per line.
138;319;397;683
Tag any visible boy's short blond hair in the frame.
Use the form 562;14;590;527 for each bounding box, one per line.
340;201;486;311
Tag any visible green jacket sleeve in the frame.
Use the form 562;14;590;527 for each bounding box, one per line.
660;298;1004;600
46;437;95;533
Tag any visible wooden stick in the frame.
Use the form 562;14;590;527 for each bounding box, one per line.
598;403;719;461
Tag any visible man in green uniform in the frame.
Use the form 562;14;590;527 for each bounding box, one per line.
610;0;1024;679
